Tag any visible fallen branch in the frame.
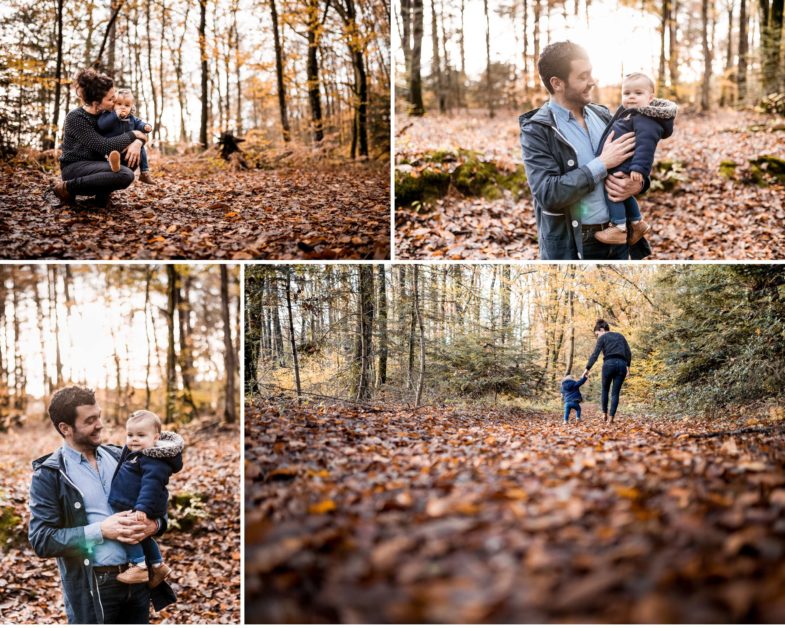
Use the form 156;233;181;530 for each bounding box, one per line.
395;122;414;137
256;385;386;411
648;423;785;439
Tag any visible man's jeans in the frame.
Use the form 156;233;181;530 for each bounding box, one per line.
94;572;150;623
582;229;630;260
601;358;628;417
563;401;581;423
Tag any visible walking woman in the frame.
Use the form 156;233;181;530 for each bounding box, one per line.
53;68;147;207
582;319;632;423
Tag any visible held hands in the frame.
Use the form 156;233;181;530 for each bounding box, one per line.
599;130;636;170
629;170;643;183
581;369;590;379
605;172;644;202
123;140;143;169
143;124;152;133
101;510;157;544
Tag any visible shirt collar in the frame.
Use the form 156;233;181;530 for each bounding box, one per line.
62;443;102;464
548;99;590;124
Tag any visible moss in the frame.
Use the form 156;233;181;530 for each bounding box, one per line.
648;159;686;192
168;491;209;532
719;160;738;179
395;167;451;207
423;149;458;163
453;155;527;199
0;504;23;547
748;155;785;186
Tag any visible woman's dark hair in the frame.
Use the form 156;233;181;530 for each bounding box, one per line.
537;41;589;94
74;68;114;105
594;319;611;333
49;386;96;436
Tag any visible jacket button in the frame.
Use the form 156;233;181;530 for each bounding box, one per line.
84;559;90;566
567;159;575;167
74;502;82;509
577;252;583;260
572;220;579;228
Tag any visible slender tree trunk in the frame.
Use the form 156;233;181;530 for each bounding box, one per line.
165;266;178;423
306;0;324;143
31;267;50;398
143;267;153;408
413;266;425;408
269;0;291;140
220;266;237;422
484;0;494;117
431;0;445;113
658;0;669;96
737;0;748;102
376;265;388;386
700;0;712;112
410;0;425;115
284;267;302;402
198;0;209;148
720;1;734;107
668;0;680;97
51;0;65;146
49;266;63;388
353;266;374;401
145;0;159;139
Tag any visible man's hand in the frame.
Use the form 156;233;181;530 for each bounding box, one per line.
101;511;157;544
123;139;143;169
605;171;644;202
598;130;636;170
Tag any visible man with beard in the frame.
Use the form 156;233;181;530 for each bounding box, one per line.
519;41;652;260
29;386;174;623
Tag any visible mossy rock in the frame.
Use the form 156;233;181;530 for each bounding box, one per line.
0;504;23;547
452;155;527;199
719;160;738;179
168;491;209;532
749;155;785;186
395;167;451;207
648;159;687;192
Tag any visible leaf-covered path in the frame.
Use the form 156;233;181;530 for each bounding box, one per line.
1;419;241;624
395;111;785;260
0;157;390;260
246;400;785;622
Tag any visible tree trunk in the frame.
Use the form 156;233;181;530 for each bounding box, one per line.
376;265;388;387
720;1;734;107
31;266;50;397
484;0;494;117
409;0;425;115
51;0;65;146
658;0;669;95
431;0;445;113
177;271;199;419
353;266;375;401
146;0;159;139
737;0;748;102
668;0;680;96
198;0;209;148
413;265;425;408
700;0;712;112
284;267;302;402
49;266;63;389
306;0;324;143
220;265;237;422
143;267;153;408
165;266;178;423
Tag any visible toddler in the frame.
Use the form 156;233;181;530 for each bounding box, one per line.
595;73;677;246
109;410;183;587
98;88;155;184
561;374;587;424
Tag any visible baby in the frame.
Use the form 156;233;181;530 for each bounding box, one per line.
109;410;183;587
98;88;155;185
560;374;587;424
595;73;677;246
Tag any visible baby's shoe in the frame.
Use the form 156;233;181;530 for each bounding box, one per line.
117;564;149;584
108;151;121;173
594;224;627;245
149;563;172;588
628;220;651;245
139;172;155;185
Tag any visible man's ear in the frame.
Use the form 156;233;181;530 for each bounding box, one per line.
549;76;563;94
58;422;71;438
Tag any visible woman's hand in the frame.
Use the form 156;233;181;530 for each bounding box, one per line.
124;139;143;168
582;369;589;378
132;130;147;142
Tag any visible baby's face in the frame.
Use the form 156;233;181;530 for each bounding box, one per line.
114;98;133;119
621;78;654;109
126;419;158;451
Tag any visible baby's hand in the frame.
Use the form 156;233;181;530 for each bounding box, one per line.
143;124;152;133
630;170;643;183
132;510;146;522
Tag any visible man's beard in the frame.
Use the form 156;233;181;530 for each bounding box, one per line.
564;85;592;108
72;427;102;450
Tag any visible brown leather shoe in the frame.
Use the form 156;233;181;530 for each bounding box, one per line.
117;564;149;584
149;563;172;588
53;180;73;204
108;150;121;172
594;225;628;245
139;172;155;185
628;220;651;245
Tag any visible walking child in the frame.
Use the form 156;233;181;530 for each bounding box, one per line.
595;73;677;246
109;410;183;587
561;374;587;424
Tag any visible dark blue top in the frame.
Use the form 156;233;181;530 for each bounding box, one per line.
97;111;150;138
108;448;182;519
586;331;632;370
561;376;587;403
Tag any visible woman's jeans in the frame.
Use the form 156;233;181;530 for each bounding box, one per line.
61;160;135;197
124;537;163;566
563;401;581;423
601;358;628;417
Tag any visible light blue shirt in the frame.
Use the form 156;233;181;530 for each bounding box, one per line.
548;100;610;225
61;444;127;566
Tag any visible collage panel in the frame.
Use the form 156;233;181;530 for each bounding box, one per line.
245;262;785;623
0;263;241;624
394;0;785;261
0;0;391;261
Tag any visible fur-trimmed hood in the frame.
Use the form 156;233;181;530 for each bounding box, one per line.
631;98;678;120
141;430;184;459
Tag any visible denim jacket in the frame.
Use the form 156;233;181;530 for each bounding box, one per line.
519;103;651;260
29;445;174;623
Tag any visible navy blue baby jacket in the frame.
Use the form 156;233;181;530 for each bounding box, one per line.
97;111;151;138
598;98;677;176
108;431;184;519
561;376;587;403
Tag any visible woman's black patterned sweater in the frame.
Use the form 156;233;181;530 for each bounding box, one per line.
59;108;140;165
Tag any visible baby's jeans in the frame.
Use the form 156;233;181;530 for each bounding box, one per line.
563;401;581;423
139;145;149;172
123;537;162;566
605;189;642;226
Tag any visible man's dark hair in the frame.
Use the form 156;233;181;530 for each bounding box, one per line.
538;41;589;94
74;68;114;105
49;386;96;436
594;319;611;332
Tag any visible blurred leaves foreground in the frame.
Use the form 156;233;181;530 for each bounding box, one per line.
246;399;785;622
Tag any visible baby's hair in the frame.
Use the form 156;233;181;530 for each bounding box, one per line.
562;374;575;382
623;72;655;92
114;88;137;115
127;409;162;432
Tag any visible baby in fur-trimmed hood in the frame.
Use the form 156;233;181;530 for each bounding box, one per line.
594;72;678;248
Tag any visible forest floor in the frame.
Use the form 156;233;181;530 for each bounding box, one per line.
0;417;241;623
246;398;785;622
0;154;390;260
395;110;785;260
